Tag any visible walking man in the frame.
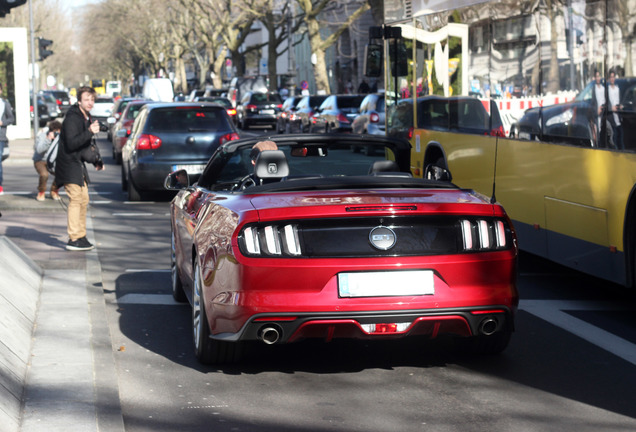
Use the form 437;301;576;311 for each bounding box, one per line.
55;86;104;251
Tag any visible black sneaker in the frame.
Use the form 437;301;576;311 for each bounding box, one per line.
66;237;94;251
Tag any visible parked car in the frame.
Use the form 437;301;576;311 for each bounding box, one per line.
107;97;144;141
289;95;328;133
236;91;283;130
41;90;71;116
187;89;205;101
227;76;268;108
517;77;636;149
121;102;240;200
165;134;519;364
91;96;115;123
111;100;152;164
38;91;61;119
193;96;237;124
275;95;303;133
352;93;386;135
30;95;50;127
310;94;366;133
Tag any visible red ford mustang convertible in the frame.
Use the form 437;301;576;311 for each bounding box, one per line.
166;134;518;364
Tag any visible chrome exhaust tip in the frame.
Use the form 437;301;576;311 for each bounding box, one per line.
479;318;498;336
258;326;281;345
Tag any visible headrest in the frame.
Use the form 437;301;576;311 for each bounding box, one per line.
369;160;400;174
254;150;290;179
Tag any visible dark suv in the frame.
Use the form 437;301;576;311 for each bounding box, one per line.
121;103;240;200
236;91;283;130
41;90;71;116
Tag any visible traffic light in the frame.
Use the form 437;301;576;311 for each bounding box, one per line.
38;37;53;61
0;0;27;17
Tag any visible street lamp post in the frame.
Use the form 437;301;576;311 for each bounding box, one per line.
28;0;38;138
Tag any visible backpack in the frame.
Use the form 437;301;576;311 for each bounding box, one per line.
44;135;59;175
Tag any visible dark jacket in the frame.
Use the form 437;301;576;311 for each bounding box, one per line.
0;99;15;142
55;104;94;186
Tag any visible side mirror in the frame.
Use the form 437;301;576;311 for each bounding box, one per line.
424;164;452;182
107;116;116;124
164;169;190;190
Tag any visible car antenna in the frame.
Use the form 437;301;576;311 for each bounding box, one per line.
490;134;498;204
490;103;499;205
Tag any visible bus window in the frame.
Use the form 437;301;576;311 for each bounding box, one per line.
383;0;636;289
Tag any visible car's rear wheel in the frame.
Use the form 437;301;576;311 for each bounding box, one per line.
127;177;142;201
171;231;187;303
192;261;242;364
121;166;128;191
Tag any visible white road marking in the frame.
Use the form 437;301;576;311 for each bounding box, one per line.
520;300;636;366
112;212;154;217
124;269;170;273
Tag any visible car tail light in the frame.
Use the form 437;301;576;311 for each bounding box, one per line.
246;104;258;111
407;127;414;139
277;104;283;109
337;113;350;124
219;132;240;145
369;113;380;123
240;224;302;257
459;218;508;251
55;99;62;105
226;108;237;117
136;133;162;150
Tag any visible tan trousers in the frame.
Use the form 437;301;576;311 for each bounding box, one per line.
65;182;89;241
33;160;59;193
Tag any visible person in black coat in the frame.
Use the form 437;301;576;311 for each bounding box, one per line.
55;86;104;251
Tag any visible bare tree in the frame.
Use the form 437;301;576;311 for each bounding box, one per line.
0;0;80;89
295;0;370;94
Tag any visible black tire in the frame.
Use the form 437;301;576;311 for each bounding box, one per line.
171;230;187;303
127;177;142;201
192;261;242;364
121;166;128;191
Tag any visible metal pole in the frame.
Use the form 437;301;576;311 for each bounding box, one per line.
287;1;296;96
28;0;38;138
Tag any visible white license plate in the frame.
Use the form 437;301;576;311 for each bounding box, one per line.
172;164;206;175
338;270;434;298
260;109;275;115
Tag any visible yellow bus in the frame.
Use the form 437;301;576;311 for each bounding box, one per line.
377;0;636;288
91;79;106;95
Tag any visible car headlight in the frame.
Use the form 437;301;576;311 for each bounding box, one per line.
545;109;573;128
